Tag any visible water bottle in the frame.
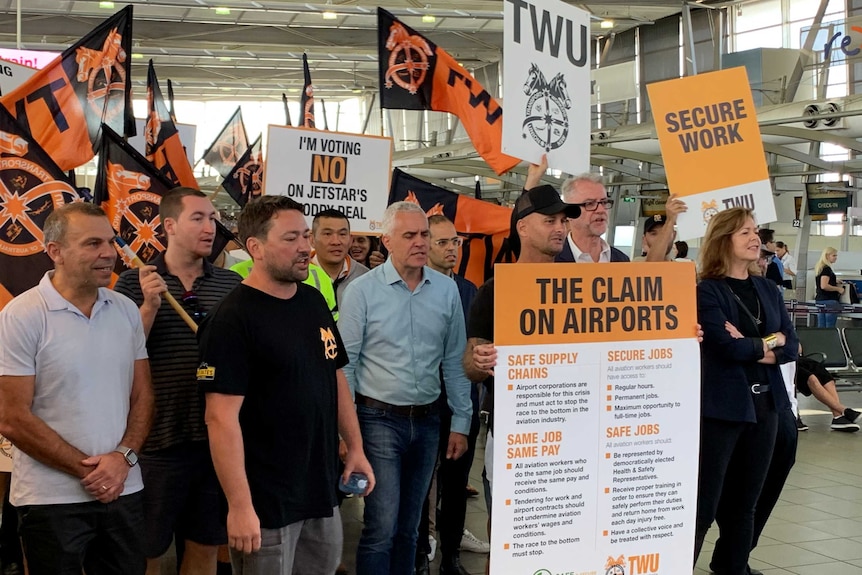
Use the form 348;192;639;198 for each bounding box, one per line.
339;472;369;495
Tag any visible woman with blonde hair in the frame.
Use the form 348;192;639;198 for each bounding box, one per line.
694;207;798;575
814;246;844;327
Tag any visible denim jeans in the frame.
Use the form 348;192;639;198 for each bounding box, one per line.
356;404;440;575
816;299;841;327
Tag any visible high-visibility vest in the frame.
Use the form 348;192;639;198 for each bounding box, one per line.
229;259;338;321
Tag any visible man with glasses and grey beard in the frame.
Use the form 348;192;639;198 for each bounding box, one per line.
524;158;628;263
115;187;241;575
554;173;630;263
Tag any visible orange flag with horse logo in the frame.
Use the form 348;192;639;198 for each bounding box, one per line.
146;60;197;188
0;6;134;171
0;105;82;310
377;8;518;176
94;125;174;275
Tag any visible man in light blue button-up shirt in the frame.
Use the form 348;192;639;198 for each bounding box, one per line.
339;201;472;575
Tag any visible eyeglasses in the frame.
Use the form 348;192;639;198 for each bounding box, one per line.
181;291;207;322
577;199;614;212
433;237;464;248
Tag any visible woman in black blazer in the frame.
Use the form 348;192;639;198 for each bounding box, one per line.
693;207;798;575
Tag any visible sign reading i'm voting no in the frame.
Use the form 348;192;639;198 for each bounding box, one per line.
263;125;393;234
647;67;777;240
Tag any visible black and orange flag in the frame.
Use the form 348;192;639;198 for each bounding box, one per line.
0;6;134;171
0;106;82;310
167;78;177;122
300;54;316;129
201;106;248;179
145;60;197;188
389;168;514;286
282;93;293;126
95;126;234;275
222;135;263;207
95;125;173;271
377;8;518;176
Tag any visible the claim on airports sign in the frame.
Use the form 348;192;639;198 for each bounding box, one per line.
647;67;776;240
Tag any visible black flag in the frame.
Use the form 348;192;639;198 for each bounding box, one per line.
221;135;263;207
201;107;248;179
300;54;316;129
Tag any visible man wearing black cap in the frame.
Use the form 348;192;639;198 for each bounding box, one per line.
634;196;688;262
462;185;580;573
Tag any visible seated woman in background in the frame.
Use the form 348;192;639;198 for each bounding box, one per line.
796;353;861;432
694;207;798;575
814;246;844;328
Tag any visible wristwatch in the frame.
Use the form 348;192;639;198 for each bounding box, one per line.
764;333;778;350
114;445;138;467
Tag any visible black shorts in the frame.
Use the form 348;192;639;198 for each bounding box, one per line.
140;442;227;557
795;356;833;397
19;491;145;575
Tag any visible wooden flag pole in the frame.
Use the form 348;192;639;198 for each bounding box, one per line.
113;236;199;333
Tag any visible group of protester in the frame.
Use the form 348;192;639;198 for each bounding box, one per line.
0;164;852;575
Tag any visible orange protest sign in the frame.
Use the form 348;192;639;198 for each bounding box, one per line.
493;262;697;346
647;67;768;197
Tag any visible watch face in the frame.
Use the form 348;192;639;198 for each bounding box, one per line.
126;450;138;466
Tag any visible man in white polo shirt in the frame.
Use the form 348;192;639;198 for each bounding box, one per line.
0;202;154;575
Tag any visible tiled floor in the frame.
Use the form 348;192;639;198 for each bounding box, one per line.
692;390;862;575
339;390;862;575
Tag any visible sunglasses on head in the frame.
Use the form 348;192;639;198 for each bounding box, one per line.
181;291;207;322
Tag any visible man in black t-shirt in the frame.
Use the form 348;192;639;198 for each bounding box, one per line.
197;196;374;575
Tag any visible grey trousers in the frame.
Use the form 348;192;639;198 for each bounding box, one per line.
230;506;342;575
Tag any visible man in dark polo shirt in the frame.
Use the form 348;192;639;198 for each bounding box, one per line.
114;186;242;575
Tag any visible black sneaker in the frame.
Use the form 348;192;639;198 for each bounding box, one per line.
831;415;860;432
845;408;861;423
796;416;809;431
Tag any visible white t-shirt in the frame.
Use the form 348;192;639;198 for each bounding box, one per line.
0;272;147;506
781;253;796;275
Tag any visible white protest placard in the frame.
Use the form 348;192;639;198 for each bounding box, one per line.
0;58;37;97
491;262;700;575
263;126;392;234
503;0;591;173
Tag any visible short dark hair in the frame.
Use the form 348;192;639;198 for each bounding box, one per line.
427;215;453;227
775;241;786;249
674;240;688;259
757;228;774;244
160;187;207;222
43;202;108;245
312;209;349;234
239;195;304;247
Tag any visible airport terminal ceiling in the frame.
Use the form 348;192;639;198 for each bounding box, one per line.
0;1;714;100
0;0;858;201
